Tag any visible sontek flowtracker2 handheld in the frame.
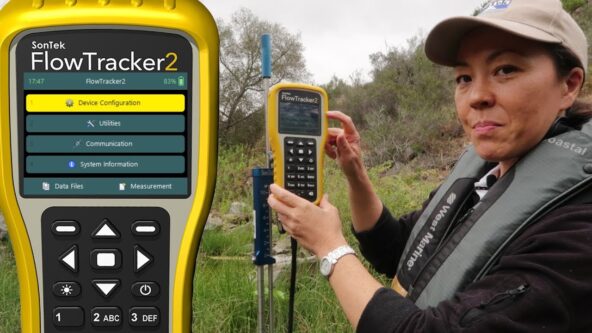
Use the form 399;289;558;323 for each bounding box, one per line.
267;83;328;204
0;1;218;332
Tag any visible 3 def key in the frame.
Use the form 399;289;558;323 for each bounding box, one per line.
129;307;160;327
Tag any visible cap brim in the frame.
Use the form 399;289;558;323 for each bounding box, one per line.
425;16;562;67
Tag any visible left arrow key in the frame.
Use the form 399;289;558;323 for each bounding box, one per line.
59;245;78;273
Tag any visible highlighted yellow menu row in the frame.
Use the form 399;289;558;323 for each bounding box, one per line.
26;94;185;112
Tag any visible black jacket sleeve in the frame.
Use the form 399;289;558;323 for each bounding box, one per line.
356;204;592;333
353;205;420;277
354;191;436;278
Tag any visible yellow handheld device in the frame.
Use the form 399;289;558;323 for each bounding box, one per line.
268;83;328;204
0;1;218;332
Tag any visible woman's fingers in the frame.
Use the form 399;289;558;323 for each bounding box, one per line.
267;193;293;216
328;127;344;137
269;184;307;208
326;128;342;159
325;142;338;159
328;111;360;136
318;193;330;209
276;212;294;233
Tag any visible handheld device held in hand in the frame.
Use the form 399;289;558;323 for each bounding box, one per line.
0;1;218;332
267;83;328;204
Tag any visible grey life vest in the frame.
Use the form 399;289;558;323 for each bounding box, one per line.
396;121;592;309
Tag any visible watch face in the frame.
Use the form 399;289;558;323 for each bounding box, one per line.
320;258;332;276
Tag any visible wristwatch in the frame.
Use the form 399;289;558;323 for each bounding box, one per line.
319;245;356;277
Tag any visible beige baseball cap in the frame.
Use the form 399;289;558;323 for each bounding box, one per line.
425;0;588;74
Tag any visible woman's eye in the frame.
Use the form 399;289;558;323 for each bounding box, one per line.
495;65;518;76
455;75;471;84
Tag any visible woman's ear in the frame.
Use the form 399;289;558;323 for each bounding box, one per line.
560;67;585;110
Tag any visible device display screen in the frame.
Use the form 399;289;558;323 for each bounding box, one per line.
278;90;321;136
15;30;193;197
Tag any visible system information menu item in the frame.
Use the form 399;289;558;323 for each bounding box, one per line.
16;30;193;197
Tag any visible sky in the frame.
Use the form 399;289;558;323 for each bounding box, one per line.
200;0;485;84
0;0;485;84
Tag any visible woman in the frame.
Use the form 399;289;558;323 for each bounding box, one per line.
268;0;592;331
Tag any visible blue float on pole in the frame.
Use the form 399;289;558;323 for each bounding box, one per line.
252;168;276;266
261;34;272;78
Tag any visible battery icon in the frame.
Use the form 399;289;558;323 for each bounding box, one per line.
178;76;185;87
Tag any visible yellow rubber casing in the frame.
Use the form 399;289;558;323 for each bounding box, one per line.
267;83;328;205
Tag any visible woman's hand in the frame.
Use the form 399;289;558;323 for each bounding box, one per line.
326;111;383;233
326;111;364;180
267;184;347;258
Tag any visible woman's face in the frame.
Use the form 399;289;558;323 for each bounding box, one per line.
454;27;572;171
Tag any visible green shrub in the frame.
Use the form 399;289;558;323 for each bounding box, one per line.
0;240;20;333
213;144;266;213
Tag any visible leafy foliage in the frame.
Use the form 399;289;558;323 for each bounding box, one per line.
211;143;265;213
218;8;310;146
572;2;592;94
562;0;587;13
325;37;462;167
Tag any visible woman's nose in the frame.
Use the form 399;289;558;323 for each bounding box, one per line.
469;79;495;110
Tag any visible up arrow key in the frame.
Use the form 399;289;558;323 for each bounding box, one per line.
92;219;120;239
134;245;153;273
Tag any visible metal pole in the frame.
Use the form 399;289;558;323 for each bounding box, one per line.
257;265;265;333
262;33;273;333
267;206;274;333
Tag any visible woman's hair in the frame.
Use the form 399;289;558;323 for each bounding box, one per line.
546;43;592;129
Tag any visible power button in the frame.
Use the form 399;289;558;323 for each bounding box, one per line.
131;282;160;297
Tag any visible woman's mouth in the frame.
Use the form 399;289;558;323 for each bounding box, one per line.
473;121;501;134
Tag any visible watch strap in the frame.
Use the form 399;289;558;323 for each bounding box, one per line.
321;245;356;277
326;245;356;263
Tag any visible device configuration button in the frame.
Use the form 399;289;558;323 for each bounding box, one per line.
91;307;122;327
91;219;120;239
134;245;153;272
58;245;78;273
129;307;160;327
90;249;122;270
53;281;81;297
53;307;84;327
131;282;160;297
51;220;80;236
131;221;160;237
92;279;120;298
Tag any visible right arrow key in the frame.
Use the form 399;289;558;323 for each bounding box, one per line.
134;245;153;273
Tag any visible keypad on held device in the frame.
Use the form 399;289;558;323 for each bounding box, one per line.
42;207;169;331
284;137;318;201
